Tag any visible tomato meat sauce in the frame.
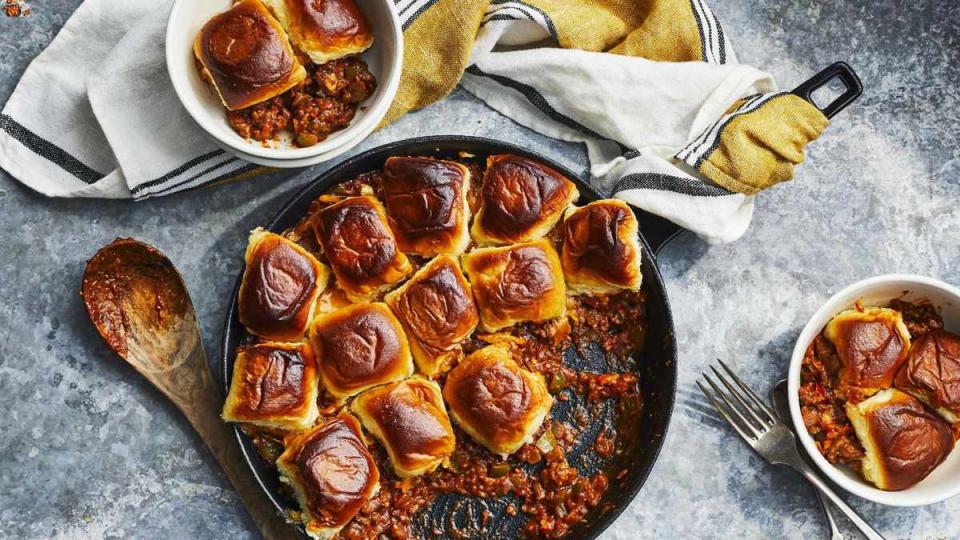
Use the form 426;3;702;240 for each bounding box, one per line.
224;56;376;147
240;160;648;539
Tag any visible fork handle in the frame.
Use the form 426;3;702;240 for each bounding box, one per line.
788;462;885;540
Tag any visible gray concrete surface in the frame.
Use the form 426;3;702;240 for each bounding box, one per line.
1;0;958;538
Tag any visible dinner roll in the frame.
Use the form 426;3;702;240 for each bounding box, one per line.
238;228;329;341
312;196;412;302
824;307;911;392
308;302;413;401
384;255;479;377
194;0;307;110
895;329;960;422
262;0;373;65
382;156;472;257
561;199;643;295
443;345;553;457
471;154;579;245
351;376;456;478
222;341;320;431
276;413;380;540
461;239;567;333
846;388;953;491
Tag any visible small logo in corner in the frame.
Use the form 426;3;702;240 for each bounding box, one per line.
3;0;31;18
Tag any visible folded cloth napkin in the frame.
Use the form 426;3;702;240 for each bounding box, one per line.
0;0;828;243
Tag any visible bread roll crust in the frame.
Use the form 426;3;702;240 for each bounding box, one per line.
350;376;456;478
825;307;911;391
238;228;328;341
313;196;412;302
462;239;567;333
471;154;579;245
262;0;373;64
442;345;553;456
561;199;643;294
382;156;472;257
222;341;320;430
276;413;380;539
308;302;413;400
846;388;953;491
194;0;307;110
384;255;479;376
895;329;960;419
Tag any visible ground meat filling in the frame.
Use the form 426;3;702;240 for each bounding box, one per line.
799;299;945;469
225;56;376;147
799;336;864;468
235;158;648;539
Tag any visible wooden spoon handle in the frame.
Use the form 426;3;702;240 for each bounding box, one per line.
156;347;299;540
188;394;299;540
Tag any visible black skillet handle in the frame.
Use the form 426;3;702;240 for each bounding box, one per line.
628;63;862;255
791;62;863;119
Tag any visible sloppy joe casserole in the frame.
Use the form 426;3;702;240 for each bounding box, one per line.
223;152;652;538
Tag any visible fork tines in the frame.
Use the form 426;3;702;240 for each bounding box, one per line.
697;359;780;442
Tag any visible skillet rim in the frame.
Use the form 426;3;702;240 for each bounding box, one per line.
219;134;678;539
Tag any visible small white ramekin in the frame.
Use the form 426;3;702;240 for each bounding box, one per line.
788;274;960;506
165;0;402;168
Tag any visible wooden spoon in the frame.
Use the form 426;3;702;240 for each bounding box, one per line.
80;238;296;539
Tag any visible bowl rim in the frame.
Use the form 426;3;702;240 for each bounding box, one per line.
164;0;403;161
787;273;960;506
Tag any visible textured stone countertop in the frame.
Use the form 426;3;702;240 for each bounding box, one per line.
1;1;958;538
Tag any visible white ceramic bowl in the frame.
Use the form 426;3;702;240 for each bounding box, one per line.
165;0;402;166
788;274;960;506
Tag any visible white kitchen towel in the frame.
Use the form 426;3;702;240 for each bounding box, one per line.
0;0;776;242
458;5;775;243
0;0;254;200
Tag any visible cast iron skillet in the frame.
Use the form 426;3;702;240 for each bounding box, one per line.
220;136;678;539
219;62;862;539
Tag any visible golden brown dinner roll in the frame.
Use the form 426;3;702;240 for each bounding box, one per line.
308;302;413;401
443;345;553;457
846;388;953;491
222;341;320;430
895;329;960;422
471;154;579;245
384;255;478;376
262;0;373;65
824;307;911;392
194;0;307;111
381;156;472;257
351;376;456;478
461;239;567;333
312;196;412;302
276;413;379;540
561;199;643;295
238;228;329;341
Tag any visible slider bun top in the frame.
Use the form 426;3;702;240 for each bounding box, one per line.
895;329;960;421
276;413;380;539
238;228;328;341
194;0;307;110
262;0;373;65
312;196;412;303
381;156;472;257
846;388;953;491
471;154;579;245
461;239;567;333
825;307;911;391
561;199;643;295
442;345;553;457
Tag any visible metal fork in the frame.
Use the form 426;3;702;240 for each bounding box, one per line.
698;360;884;540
